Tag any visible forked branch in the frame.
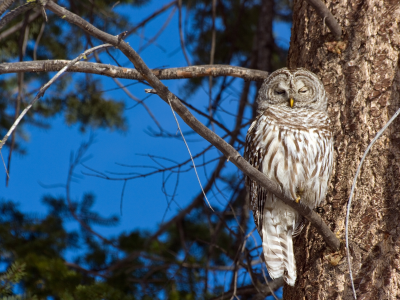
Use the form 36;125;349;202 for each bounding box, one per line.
44;0;341;251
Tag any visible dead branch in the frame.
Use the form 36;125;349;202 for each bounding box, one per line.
0;44;113;151
177;0;191;65
0;60;269;82
106;156;227;273
124;0;177;37
305;0;342;38
44;0;341;252
138;6;176;53
0;1;36;31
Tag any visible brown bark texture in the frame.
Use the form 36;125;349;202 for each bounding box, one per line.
285;0;400;299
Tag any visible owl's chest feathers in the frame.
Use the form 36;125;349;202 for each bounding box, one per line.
251;107;332;151
248;107;333;204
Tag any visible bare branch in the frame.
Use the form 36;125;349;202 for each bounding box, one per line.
45;0;340;252
106;156;226;273
208;0;217;130
0;43;113;151
305;0;342;38
177;0;191;65
65;138;119;248
138;6;176;53
0;1;36;31
33;21;45;60
0;60;269;82
124;0;177;37
6;10;30;186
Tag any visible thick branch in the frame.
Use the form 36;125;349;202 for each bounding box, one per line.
45;0;340;251
304;0;342;38
0;60;269;82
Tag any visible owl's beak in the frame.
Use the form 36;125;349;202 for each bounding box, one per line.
289;98;294;108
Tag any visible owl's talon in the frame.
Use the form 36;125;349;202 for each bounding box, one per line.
295;195;301;203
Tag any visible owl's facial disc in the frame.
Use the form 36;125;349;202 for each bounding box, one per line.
257;67;327;113
294;79;312;97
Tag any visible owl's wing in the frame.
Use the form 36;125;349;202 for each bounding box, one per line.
244;118;267;236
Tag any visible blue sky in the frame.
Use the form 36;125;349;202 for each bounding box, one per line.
1;1;291;297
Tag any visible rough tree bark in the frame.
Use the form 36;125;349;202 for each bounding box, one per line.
285;0;400;299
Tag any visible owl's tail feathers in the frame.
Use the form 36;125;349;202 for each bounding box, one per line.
262;225;296;286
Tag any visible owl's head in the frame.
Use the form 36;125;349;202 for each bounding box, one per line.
257;68;327;113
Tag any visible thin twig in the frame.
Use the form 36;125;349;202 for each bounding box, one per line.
33;21;45;60
138;6;176;53
65;137;119;248
208;0;217;131
209;0;216;68
0;152;9;179
120;179;127;216
106;157;226;273
147;89;214;211
230;266;240;300
304;0;342;38
112;78;162;130
6;11;29;186
177;0;191;65
345;107;400;300
0;43;113;151
123;0;177;37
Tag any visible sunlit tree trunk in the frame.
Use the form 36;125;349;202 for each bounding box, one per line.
285;0;400;299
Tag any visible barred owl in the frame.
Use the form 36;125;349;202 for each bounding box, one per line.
244;68;333;286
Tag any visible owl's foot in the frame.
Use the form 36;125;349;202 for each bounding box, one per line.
295;189;304;203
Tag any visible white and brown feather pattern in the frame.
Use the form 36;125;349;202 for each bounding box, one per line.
244;68;333;286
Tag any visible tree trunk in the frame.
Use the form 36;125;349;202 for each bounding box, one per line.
285;0;400;299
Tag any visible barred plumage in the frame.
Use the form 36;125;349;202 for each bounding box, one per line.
244;68;333;286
